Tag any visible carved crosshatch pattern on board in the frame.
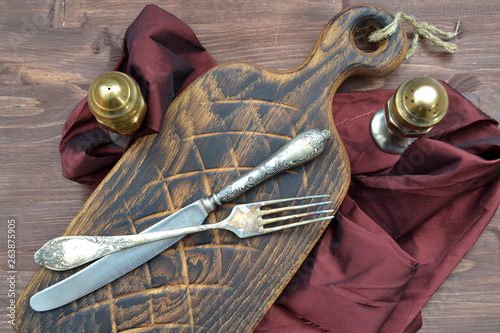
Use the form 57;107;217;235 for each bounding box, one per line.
15;5;409;332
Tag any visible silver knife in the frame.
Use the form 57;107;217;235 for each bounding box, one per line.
30;129;331;312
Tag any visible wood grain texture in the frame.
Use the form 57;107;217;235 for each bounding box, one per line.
13;4;408;332
1;0;499;332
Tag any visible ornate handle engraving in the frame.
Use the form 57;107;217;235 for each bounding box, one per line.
205;129;331;209
34;225;214;271
34;236;135;271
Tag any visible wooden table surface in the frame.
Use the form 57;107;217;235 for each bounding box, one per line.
1;0;499;332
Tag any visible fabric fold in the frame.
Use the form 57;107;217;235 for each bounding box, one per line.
59;4;217;187
258;196;419;332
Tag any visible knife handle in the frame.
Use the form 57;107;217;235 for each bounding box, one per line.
201;129;331;212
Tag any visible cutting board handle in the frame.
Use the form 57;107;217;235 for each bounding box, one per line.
291;4;407;100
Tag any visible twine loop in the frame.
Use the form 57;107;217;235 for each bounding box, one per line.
368;12;460;59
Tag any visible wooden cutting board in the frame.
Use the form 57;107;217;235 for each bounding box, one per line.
16;4;406;332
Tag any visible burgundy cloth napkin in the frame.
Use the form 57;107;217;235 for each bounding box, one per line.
59;5;500;332
256;85;500;332
59;4;217;187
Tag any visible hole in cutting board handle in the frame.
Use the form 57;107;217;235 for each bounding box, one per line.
351;22;388;54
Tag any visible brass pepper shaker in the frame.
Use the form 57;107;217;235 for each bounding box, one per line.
370;76;449;154
88;71;147;148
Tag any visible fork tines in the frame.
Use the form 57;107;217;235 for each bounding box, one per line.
256;195;334;232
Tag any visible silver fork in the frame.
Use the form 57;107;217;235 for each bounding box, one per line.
35;195;334;271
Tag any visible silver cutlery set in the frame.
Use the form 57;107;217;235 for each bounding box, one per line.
30;129;335;311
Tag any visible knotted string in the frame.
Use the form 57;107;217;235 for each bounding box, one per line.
369;12;460;59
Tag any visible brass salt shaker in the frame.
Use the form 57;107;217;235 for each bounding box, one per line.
370;76;449;154
88;71;147;148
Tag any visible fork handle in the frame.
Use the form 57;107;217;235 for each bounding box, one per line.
35;223;219;271
202;129;331;211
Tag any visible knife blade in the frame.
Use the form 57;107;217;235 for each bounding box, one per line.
30;128;331;311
